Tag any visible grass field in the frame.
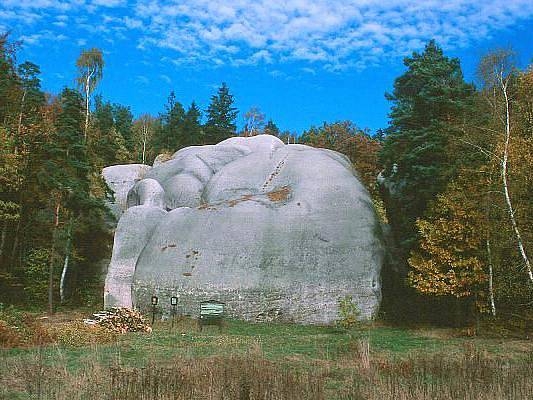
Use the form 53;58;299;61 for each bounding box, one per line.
1;313;532;399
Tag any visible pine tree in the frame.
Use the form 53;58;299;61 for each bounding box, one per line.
380;40;475;255
0;33;20;126
263;119;280;136
154;91;186;153
39;88;104;308
113;104;134;152
182;101;203;146
205;82;238;143
16;62;45;134
93;96;114;134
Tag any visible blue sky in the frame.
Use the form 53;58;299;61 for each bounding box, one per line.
2;1;532;134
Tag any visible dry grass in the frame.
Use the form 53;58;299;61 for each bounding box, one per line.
1;315;532;399
340;344;533;400
0;313;55;348
2;343;531;400
46;321;117;347
1;312;116;349
1;351;324;400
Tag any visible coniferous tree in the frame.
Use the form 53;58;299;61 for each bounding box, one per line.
0;33;20;125
263;119;280;136
205;82;238;143
16;62;45;142
182;101;203;146
90;96;129;166
40;88;104;308
92;96;114;134
113;104;134;152
154;91;186;153
380;40;475;256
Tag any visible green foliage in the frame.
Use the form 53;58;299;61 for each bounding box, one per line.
182;101;203;145
90;96;132;166
153;91;186;153
92;95;114;133
408;176;488;304
46;321;116;347
41;88;91;212
300;121;383;200
75;48;104;95
0;33;20;123
380;40;475;256
337;295;361;329
22;248;52;303
263;119;280;136
112;104;134;151
205;82;238;143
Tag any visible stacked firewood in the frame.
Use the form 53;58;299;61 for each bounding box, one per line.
84;307;152;334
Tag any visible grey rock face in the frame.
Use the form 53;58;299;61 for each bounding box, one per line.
104;206;167;308
102;164;152;219
103;135;384;324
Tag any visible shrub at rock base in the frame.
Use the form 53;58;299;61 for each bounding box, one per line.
47;321;117;347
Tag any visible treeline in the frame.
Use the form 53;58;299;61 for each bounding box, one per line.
1;32;531;326
0;33;381;311
0;34;242;309
378;41;532;324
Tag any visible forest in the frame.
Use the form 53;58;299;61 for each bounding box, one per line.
0;32;532;328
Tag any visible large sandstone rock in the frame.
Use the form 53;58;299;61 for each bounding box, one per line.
102;164;152;219
103;135;384;324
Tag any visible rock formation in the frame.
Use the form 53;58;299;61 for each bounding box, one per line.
103;135;384;324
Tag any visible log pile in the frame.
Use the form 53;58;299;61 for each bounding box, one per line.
84;307;152;334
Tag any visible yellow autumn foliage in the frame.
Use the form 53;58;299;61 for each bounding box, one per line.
408;177;487;299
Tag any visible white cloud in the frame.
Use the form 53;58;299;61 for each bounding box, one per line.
301;67;316;75
19;30;67;45
129;0;533;69
135;75;149;84
159;74;171;83
2;0;533;70
91;0;125;7
123;16;143;29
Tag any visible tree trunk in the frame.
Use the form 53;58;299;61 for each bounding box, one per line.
9;218;21;266
84;71;92;142
500;76;533;284
59;215;74;303
48;202;60;315
454;297;462;327
15;90;26;155
0;221;6;261
142;122;147;164
486;238;496;316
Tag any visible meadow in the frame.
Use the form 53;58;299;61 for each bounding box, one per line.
1;311;532;400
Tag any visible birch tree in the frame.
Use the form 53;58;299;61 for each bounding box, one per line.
76;48;104;141
133;114;157;164
243;106;265;136
478;50;533;285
